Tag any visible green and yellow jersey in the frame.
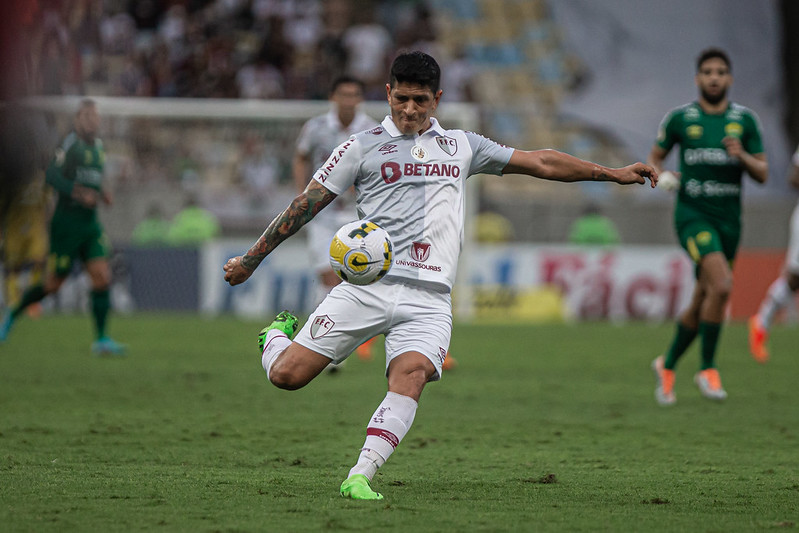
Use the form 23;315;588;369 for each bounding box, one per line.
45;131;110;274
656;101;764;227
46;131;106;221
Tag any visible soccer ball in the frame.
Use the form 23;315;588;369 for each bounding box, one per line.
329;220;393;285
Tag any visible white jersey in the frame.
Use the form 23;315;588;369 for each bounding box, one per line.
312;116;514;292
787;145;799;274
296;108;378;223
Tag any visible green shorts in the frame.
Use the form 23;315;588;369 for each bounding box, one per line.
48;212;110;277
676;217;740;270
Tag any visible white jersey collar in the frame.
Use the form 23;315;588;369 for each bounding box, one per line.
381;115;446;138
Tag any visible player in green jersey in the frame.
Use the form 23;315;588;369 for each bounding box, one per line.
0;99;126;355
648;48;768;405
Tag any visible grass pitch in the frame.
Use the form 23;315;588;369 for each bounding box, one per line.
1;314;797;532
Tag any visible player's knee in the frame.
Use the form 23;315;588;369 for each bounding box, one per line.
787;272;799;292
268;363;310;391
707;276;732;301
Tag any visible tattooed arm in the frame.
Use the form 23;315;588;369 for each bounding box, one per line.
503;149;657;187
224;180;338;286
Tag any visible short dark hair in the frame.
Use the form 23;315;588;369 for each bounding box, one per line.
696;47;731;72
389;51;441;94
330;75;365;95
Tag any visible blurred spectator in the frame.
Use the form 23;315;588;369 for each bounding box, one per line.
167;196;221;247
568;203;620;246
341;2;393;99
476;211;514;243
236;49;285;99
131;203;171;247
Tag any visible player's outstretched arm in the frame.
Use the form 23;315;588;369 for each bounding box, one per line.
503;149;658;188
223;180;338;286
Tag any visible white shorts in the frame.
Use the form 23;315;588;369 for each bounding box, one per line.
786;202;799;274
307;210;357;272
293;279;452;380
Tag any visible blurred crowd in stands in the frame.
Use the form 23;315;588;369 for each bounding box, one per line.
16;0;475;102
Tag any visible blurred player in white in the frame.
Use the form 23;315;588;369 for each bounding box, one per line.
293;75;378;362
749;144;799;362
224;51;657;500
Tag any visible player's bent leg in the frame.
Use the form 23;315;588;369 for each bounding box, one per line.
268;343;331;390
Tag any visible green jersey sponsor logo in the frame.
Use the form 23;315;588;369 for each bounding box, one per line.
684;179;740;198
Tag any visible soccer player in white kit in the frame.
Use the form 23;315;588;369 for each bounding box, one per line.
293;76;380;364
224;51;658;500
749;144;799;362
293;76;378;304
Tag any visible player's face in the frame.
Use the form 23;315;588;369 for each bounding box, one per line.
695;57;732;105
331;82;363;121
76;105;101;139
386;82;442;135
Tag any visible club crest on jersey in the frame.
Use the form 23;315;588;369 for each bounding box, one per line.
410;241;431;262
435;136;457;156
411;144;429;162
310;314;335;339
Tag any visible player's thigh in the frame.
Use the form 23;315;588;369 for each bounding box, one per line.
293;281;391;364
385;284;452;382
271;342;336;387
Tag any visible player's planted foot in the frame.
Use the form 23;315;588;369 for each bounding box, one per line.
748;315;769;364
258;311;299;352
651;355;676;406
0;311;15;343
694;368;727;401
92;336;127;356
340;474;383;500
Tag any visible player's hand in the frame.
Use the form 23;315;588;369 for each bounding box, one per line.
614;163;658;188
722;136;744;159
101;189;113;206
71;184;99;207
223;255;254;286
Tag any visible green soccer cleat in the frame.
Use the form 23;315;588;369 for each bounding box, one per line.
340;474;383;500
92;336;128;356
258;311;299;352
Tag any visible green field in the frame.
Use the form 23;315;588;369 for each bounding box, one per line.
1;314;797;532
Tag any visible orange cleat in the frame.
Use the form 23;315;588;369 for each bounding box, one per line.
442;351;457;371
25;302;43;320
748;315;769;364
694;368;727;401
355;337;376;361
651;355;676;406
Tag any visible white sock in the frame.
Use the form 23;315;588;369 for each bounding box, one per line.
348;391;418;480
759;277;794;329
261;330;292;382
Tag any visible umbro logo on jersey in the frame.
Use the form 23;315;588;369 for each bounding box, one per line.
436;135;457;156
310;314;335;339
368;126;384;135
378;143;398;155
